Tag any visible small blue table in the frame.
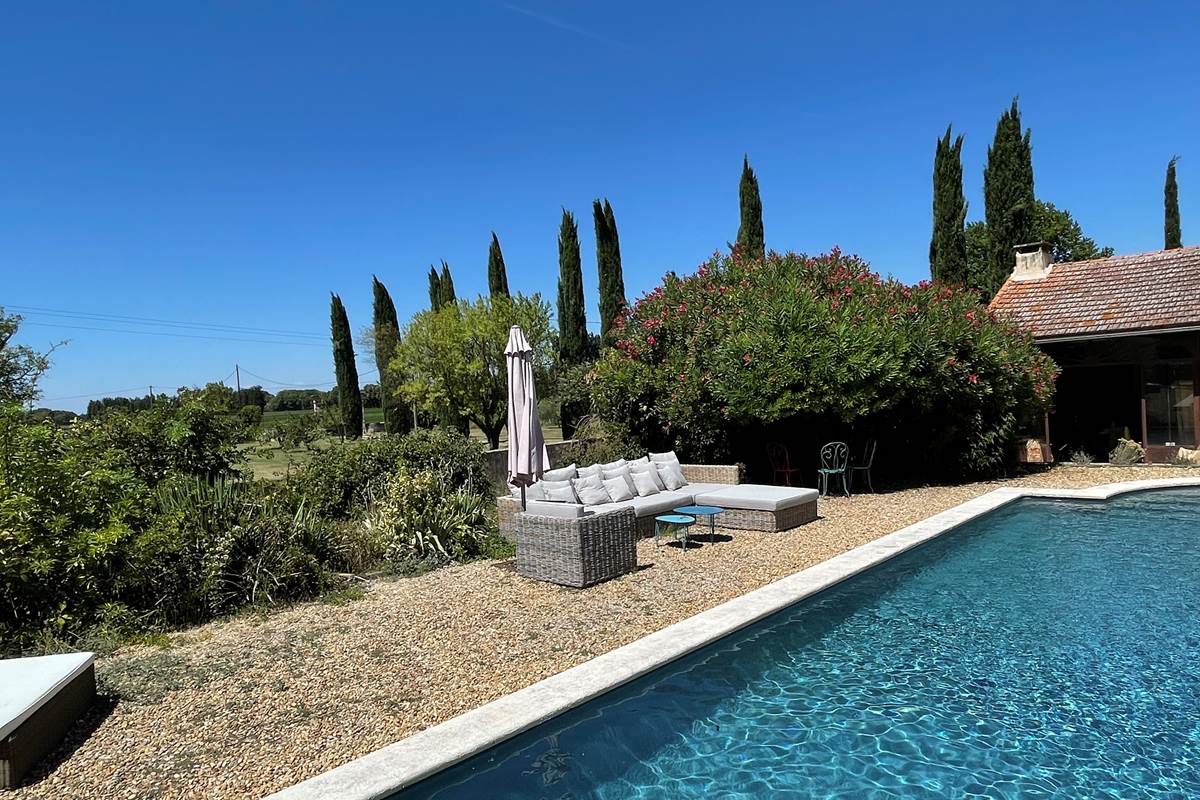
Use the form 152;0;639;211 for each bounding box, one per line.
654;514;696;550
674;505;725;543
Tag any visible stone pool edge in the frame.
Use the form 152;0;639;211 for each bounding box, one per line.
266;477;1200;800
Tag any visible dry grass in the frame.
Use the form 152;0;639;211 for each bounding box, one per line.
13;465;1197;799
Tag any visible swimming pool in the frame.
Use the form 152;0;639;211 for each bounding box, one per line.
390;488;1200;799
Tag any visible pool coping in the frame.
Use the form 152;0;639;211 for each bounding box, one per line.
266;477;1200;800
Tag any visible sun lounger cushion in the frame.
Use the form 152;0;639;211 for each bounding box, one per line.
692;484;819;512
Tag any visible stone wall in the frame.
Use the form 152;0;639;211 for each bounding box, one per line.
485;440;577;488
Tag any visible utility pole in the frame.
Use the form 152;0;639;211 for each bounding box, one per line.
235;364;241;394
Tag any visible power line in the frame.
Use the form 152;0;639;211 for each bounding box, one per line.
20;321;327;347
9;304;326;340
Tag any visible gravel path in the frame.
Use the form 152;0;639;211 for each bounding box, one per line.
12;466;1197;799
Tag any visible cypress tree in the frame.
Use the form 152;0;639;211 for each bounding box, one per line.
558;210;587;363
487;232;510;297
594;198;627;340
1165;156;1182;249
439;260;457;309
330;293;363;440
427;266;442;310
372;276;409;435
981;98;1036;299
558;209;588;437
736;155;765;261
929;125;969;285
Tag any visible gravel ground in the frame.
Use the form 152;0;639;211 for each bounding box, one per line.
12;466;1198;800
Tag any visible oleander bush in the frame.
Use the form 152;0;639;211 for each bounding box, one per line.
590;248;1057;478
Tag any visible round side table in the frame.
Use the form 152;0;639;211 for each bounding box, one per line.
673;505;724;543
654;513;696;551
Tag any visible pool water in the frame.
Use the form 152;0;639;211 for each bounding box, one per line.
392;489;1200;799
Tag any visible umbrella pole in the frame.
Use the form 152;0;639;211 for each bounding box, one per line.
521;484;527;512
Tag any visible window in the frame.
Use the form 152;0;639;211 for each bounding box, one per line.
1145;362;1196;446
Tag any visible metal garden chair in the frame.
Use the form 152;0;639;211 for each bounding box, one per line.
849;439;877;493
817;441;850;497
766;442;803;486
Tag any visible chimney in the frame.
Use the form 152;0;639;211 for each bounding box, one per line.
1011;241;1053;281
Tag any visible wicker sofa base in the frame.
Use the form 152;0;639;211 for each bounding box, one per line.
516;508;637;588
710;499;818;532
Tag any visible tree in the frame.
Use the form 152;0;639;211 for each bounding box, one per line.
439;261;457;309
0;310;55;408
1165;156;1182;249
736;155;765;260
594;199;627;340
428;266;442;310
558;210;587;364
329;294;363;439
395;294;553;449
980;99;1036;299
372;276;410;435
929;125;968;285
487;232;510;298
965;200;1113;284
558;209;589;437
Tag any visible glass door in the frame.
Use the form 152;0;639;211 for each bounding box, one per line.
1144;361;1197;446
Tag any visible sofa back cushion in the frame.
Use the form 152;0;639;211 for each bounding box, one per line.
649;450;680;468
655;460;688;491
629;461;665;491
602;476;635;502
576;463;603;479
542;463;578;482
600;458;627;471
571;474;611;505
630;469;661;497
540;479;579;503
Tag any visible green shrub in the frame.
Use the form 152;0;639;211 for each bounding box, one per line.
364;468;495;565
294;428;489;519
1108;438;1144;466
1069;448;1094;465
591;249;1057;477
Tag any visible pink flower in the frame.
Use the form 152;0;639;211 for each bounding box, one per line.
743;353;752;363
967;373;979;384
647;335;657;345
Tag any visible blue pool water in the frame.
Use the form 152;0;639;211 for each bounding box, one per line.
393;489;1200;799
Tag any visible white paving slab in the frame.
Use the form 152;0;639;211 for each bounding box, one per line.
0;652;95;740
267;477;1200;800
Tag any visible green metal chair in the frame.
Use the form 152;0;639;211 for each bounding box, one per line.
818;441;850;497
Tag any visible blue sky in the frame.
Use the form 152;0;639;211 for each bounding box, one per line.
3;1;1197;412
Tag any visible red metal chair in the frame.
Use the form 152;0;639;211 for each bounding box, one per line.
766;442;803;486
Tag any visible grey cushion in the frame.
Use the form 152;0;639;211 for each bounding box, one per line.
630;470;661;497
572;474;612;505
629;491;693;517
600;458;627;471
602;466;638;496
584;490;693;518
649;450;679;465
656;460;688;491
584;499;636;515
542;463;577;482
680;482;732;499
629;461;665;491
521;500;586;518
693;484;819;512
540;479;578;503
576;463;603;479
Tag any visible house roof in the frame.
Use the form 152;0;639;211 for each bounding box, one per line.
988;245;1200;340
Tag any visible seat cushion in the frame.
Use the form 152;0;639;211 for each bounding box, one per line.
522;500;587;518
693;484;819;512
628;491;694;518
680;482;734;500
583;500;636;515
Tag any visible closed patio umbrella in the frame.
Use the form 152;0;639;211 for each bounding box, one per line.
505;325;546;510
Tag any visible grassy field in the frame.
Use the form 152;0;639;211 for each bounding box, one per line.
244;412;565;480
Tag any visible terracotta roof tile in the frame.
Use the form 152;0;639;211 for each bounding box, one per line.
988;246;1200;339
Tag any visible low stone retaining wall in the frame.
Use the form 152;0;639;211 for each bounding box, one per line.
485;440;577;488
